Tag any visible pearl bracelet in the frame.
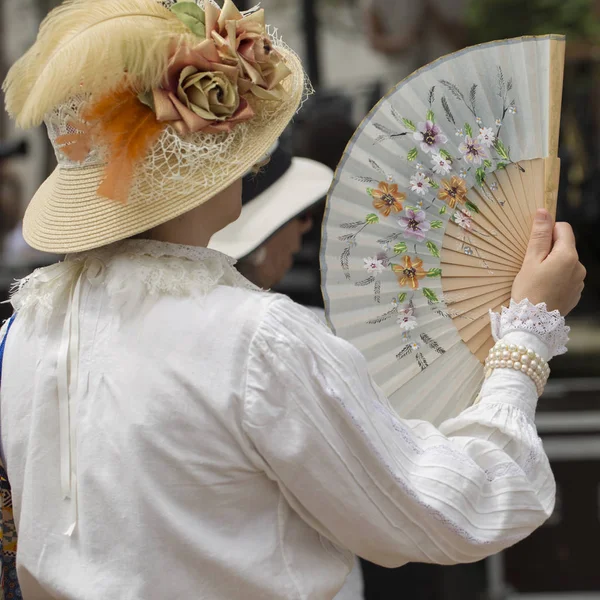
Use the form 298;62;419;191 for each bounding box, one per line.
484;341;550;396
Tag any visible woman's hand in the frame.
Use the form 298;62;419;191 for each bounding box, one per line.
512;209;586;315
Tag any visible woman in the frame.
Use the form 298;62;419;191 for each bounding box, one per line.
0;1;586;599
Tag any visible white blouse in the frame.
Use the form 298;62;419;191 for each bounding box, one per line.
0;240;562;600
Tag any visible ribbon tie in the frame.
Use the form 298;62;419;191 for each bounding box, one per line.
57;257;105;536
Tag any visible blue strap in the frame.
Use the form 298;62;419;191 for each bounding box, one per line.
0;315;16;467
0;314;21;597
0;315;16;385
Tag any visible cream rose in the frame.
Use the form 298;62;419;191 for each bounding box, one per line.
177;66;240;121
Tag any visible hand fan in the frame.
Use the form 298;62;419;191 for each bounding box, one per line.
321;35;565;425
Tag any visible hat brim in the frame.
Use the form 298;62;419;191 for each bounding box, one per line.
208;157;333;260
23;50;305;254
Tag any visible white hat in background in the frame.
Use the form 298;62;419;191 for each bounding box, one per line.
209;145;333;260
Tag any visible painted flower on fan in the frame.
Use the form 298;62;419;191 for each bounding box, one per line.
459;168;468;179
458;135;487;165
398;209;431;242
397;308;418;331
410;342;421;351
392;256;427;289
475;116;482;125
495;118;502;126
455;128;464;137
409;172;431;196
206;0;291;101
477;127;496;148
150;40;255;135
438;176;468;209
414;162;425;171
371;181;406;217
453;209;472;230
431;153;452;175
508;105;517;114
364;256;386;275
413;120;448;153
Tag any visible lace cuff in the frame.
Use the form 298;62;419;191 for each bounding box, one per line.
489;298;570;359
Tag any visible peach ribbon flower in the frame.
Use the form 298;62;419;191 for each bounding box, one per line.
392;256;427;289
152;39;255;135
205;0;291;101
371;181;406;217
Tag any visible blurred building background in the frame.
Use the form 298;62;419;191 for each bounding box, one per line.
1;1;600;599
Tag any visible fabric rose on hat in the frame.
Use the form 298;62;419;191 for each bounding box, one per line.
150;39;254;135
205;0;292;101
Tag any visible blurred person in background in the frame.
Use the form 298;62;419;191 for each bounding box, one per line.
364;0;468;93
210;145;367;600
209;144;332;295
0;139;59;270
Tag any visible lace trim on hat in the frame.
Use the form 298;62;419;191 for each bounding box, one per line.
489;298;570;359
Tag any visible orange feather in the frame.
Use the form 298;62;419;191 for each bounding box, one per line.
80;89;167;204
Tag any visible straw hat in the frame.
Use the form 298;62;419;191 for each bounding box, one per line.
3;0;307;253
209;145;333;259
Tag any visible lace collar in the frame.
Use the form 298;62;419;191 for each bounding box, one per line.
74;239;238;267
12;239;259;318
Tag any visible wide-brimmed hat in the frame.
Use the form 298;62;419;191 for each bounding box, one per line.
209;145;333;259
3;0;307;253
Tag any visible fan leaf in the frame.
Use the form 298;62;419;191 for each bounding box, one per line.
430;220;443;229
428;86;436;106
465;200;479;213
439;80;465;103
421;333;445;354
369;158;386;176
390;105;403;125
353;175;378;183
340;221;365;229
426;241;440;258
367;307;397;325
427;268;442;278
441;96;456;125
394;242;407;254
402;118;417;132
366;213;380;224
355;276;376;287
338;233;355;242
341;247;350;280
407;148;418;161
373;122;394;135
423;288;439;303
465;123;473;138
416;352;429;371
494;138;510;160
469;84;478;113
